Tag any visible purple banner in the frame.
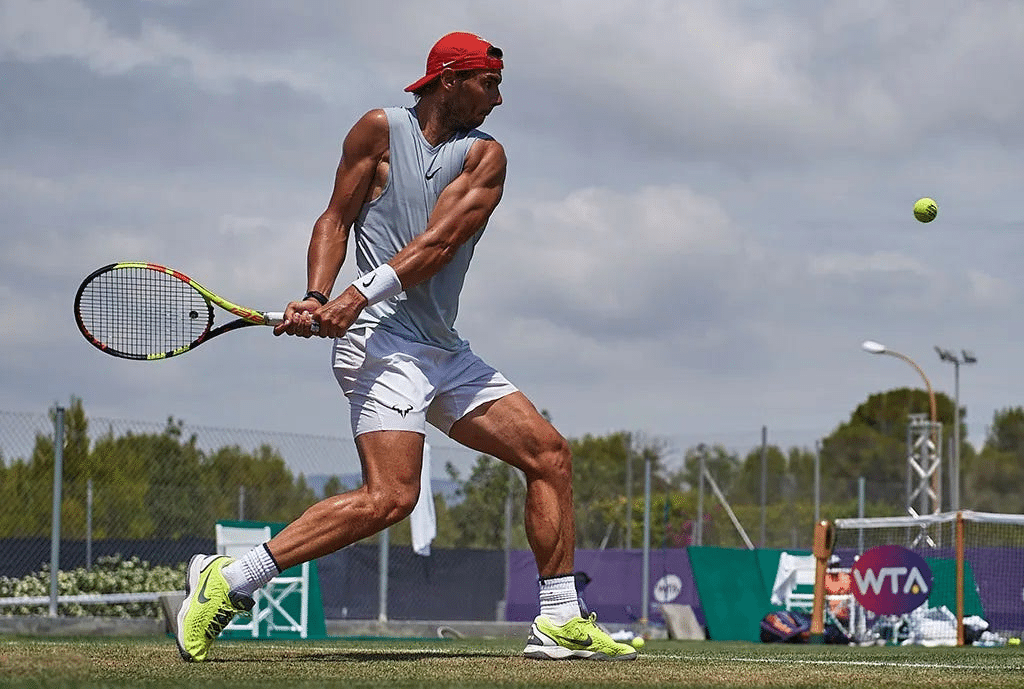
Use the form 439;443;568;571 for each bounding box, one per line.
506;548;704;626
966;546;1024;634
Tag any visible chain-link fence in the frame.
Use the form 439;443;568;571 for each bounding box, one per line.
1;408;363;564
1;406;932;620
0;406;492;619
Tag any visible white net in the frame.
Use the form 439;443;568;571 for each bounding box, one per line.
832;511;1024;642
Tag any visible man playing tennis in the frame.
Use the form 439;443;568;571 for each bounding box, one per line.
175;31;636;663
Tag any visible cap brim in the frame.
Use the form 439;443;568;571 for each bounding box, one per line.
404;72;440;93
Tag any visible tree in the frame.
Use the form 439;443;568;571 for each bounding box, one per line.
205;444;317;524
442;431;667;550
732;444;788;505
0;400;324;539
967;407;1024;512
321;476;348;499
818;388;955;510
445;457;526;549
570;432;664;549
669;444;739;495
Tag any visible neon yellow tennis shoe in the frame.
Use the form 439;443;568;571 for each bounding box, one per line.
523;613;638;660
175;554;253;662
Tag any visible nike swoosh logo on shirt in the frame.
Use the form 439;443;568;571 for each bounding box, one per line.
425;168;441;180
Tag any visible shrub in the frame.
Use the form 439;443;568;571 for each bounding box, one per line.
0;555;184;617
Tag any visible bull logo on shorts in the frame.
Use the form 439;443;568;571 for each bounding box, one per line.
388;404;414;418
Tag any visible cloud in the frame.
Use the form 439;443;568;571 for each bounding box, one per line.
0;0;326;92
1;0;1022;460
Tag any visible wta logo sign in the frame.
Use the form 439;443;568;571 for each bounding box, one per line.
851;545;933;615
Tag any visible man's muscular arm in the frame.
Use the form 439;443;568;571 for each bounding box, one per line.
391;138;506;286
274;110;388;337
310;137;507;339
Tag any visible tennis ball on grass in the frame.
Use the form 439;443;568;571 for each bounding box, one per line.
914;197;938;223
631;636;645;649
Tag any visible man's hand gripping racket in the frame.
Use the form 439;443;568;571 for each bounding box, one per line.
74;262;321;360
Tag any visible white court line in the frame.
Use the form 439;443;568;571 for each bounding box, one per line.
227;643;1024;671
656;654;1023;671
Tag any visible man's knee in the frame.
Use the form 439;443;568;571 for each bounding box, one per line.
532;433;572;485
369;485;420;526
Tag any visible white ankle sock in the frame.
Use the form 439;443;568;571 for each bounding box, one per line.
539;574;581;625
221;544;281;598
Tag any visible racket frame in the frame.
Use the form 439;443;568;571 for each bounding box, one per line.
74;261;283;360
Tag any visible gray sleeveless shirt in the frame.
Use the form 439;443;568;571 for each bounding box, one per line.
350;106;492;351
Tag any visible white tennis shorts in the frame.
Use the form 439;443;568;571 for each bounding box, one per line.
332;326;518;437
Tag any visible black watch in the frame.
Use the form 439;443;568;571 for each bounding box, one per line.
304;290;328;305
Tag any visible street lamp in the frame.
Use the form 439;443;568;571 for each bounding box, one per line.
934;347;977;512
861;340;941;514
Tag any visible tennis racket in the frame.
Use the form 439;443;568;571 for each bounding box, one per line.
74;261;317;360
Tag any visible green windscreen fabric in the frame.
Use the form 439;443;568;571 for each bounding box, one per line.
926;557;984;617
687;548;982;642
687;546;798;642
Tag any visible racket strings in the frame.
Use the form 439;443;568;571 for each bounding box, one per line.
77;267;211;357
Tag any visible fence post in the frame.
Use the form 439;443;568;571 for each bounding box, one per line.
759;425;767;547
86;478;93;571
857;476;866;553
49;406;66;617
814;441;821;524
696;445;705;546
378;527;389;623
640;449;651;630
502;463;513;621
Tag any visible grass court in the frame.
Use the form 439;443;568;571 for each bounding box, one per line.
2;636;1023;688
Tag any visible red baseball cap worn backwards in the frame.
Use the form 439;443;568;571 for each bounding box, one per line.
405;32;503;93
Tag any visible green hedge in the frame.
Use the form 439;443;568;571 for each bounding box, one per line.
0;555;184;617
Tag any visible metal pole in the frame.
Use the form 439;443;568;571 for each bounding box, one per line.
238;485;245;521
952;360;960;511
625;448;633;549
49;406;65;618
503;464;513;620
857;477;865;553
814;441;821;524
86;478;93;571
759;425;767;547
378;527;389;623
696;445;705;546
641;451;651;628
936;347;974;511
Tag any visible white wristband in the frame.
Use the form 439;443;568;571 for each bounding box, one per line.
352;263;403;305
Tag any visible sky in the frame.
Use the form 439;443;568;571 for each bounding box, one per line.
2;0;1022;477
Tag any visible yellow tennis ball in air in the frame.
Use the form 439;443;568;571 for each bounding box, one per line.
914;197;938;223
631;636;645;649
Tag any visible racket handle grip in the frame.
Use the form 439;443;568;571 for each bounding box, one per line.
263;312;321;334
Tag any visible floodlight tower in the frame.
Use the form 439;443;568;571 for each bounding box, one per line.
934;346;977;511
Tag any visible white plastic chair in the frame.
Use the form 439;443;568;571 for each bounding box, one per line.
215;523;310;639
771;551;862;640
771;552;817;611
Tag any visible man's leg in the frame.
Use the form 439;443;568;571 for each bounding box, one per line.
265;430;424;569
449;392;636;661
175;430;423;662
449;391;574;578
